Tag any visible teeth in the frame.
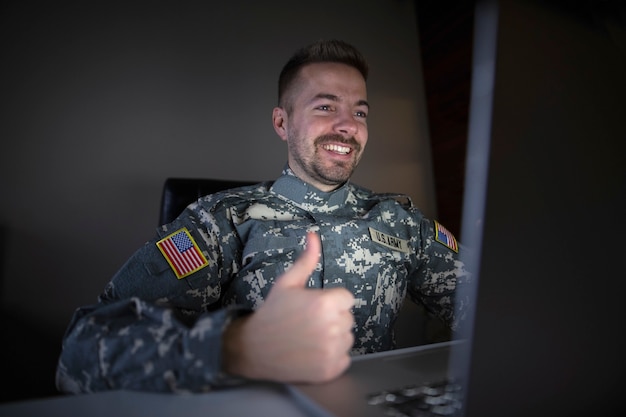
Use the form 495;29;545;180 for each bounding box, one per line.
323;144;351;155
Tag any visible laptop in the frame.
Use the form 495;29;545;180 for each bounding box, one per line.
290;1;626;416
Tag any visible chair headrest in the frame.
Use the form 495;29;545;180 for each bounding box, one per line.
159;178;256;225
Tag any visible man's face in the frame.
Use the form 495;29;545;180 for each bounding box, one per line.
273;62;369;192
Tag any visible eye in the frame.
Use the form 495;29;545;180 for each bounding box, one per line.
316;105;333;111
355;110;368;118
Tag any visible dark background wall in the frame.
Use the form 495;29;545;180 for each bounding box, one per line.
416;1;474;239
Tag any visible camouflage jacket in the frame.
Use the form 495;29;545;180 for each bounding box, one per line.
56;168;471;394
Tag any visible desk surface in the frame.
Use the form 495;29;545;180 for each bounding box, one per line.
0;382;326;417
0;343;458;417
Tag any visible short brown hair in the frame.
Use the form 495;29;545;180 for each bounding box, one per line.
278;39;369;111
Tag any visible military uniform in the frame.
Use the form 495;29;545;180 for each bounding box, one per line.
56;168;471;393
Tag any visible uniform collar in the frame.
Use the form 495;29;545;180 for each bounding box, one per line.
270;166;350;212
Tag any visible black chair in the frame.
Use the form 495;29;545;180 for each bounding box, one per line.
159;178;257;225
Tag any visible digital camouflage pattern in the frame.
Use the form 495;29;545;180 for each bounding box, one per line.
56;168;472;393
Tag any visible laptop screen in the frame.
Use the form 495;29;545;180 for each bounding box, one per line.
448;0;499;387
453;1;626;416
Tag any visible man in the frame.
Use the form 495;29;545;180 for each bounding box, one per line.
56;39;471;394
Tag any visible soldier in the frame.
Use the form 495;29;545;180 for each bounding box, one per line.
56;39;471;393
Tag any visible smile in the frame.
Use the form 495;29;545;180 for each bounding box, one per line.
322;144;352;155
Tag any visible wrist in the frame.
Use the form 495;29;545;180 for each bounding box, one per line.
221;315;251;378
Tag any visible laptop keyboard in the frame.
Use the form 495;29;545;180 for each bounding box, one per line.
366;379;464;416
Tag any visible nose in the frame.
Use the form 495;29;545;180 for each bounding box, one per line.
333;110;359;138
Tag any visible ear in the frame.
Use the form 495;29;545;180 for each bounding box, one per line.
272;107;288;142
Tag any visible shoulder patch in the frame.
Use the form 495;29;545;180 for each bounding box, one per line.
434;221;459;253
156;228;209;279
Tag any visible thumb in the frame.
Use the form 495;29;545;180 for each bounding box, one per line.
273;232;321;290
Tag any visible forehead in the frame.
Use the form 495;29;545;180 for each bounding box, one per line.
292;62;367;103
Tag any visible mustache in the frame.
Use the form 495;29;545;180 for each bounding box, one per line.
314;134;361;152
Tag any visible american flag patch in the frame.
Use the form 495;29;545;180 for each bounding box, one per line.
156;228;208;279
434;221;459;253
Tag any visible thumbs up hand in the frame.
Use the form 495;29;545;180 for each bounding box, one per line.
222;232;355;383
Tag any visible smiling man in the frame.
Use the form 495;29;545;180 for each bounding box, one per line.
274;60;369;191
56;40;471;393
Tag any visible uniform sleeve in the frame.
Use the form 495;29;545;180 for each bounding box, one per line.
408;218;473;332
55;298;249;393
56;206;250;393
